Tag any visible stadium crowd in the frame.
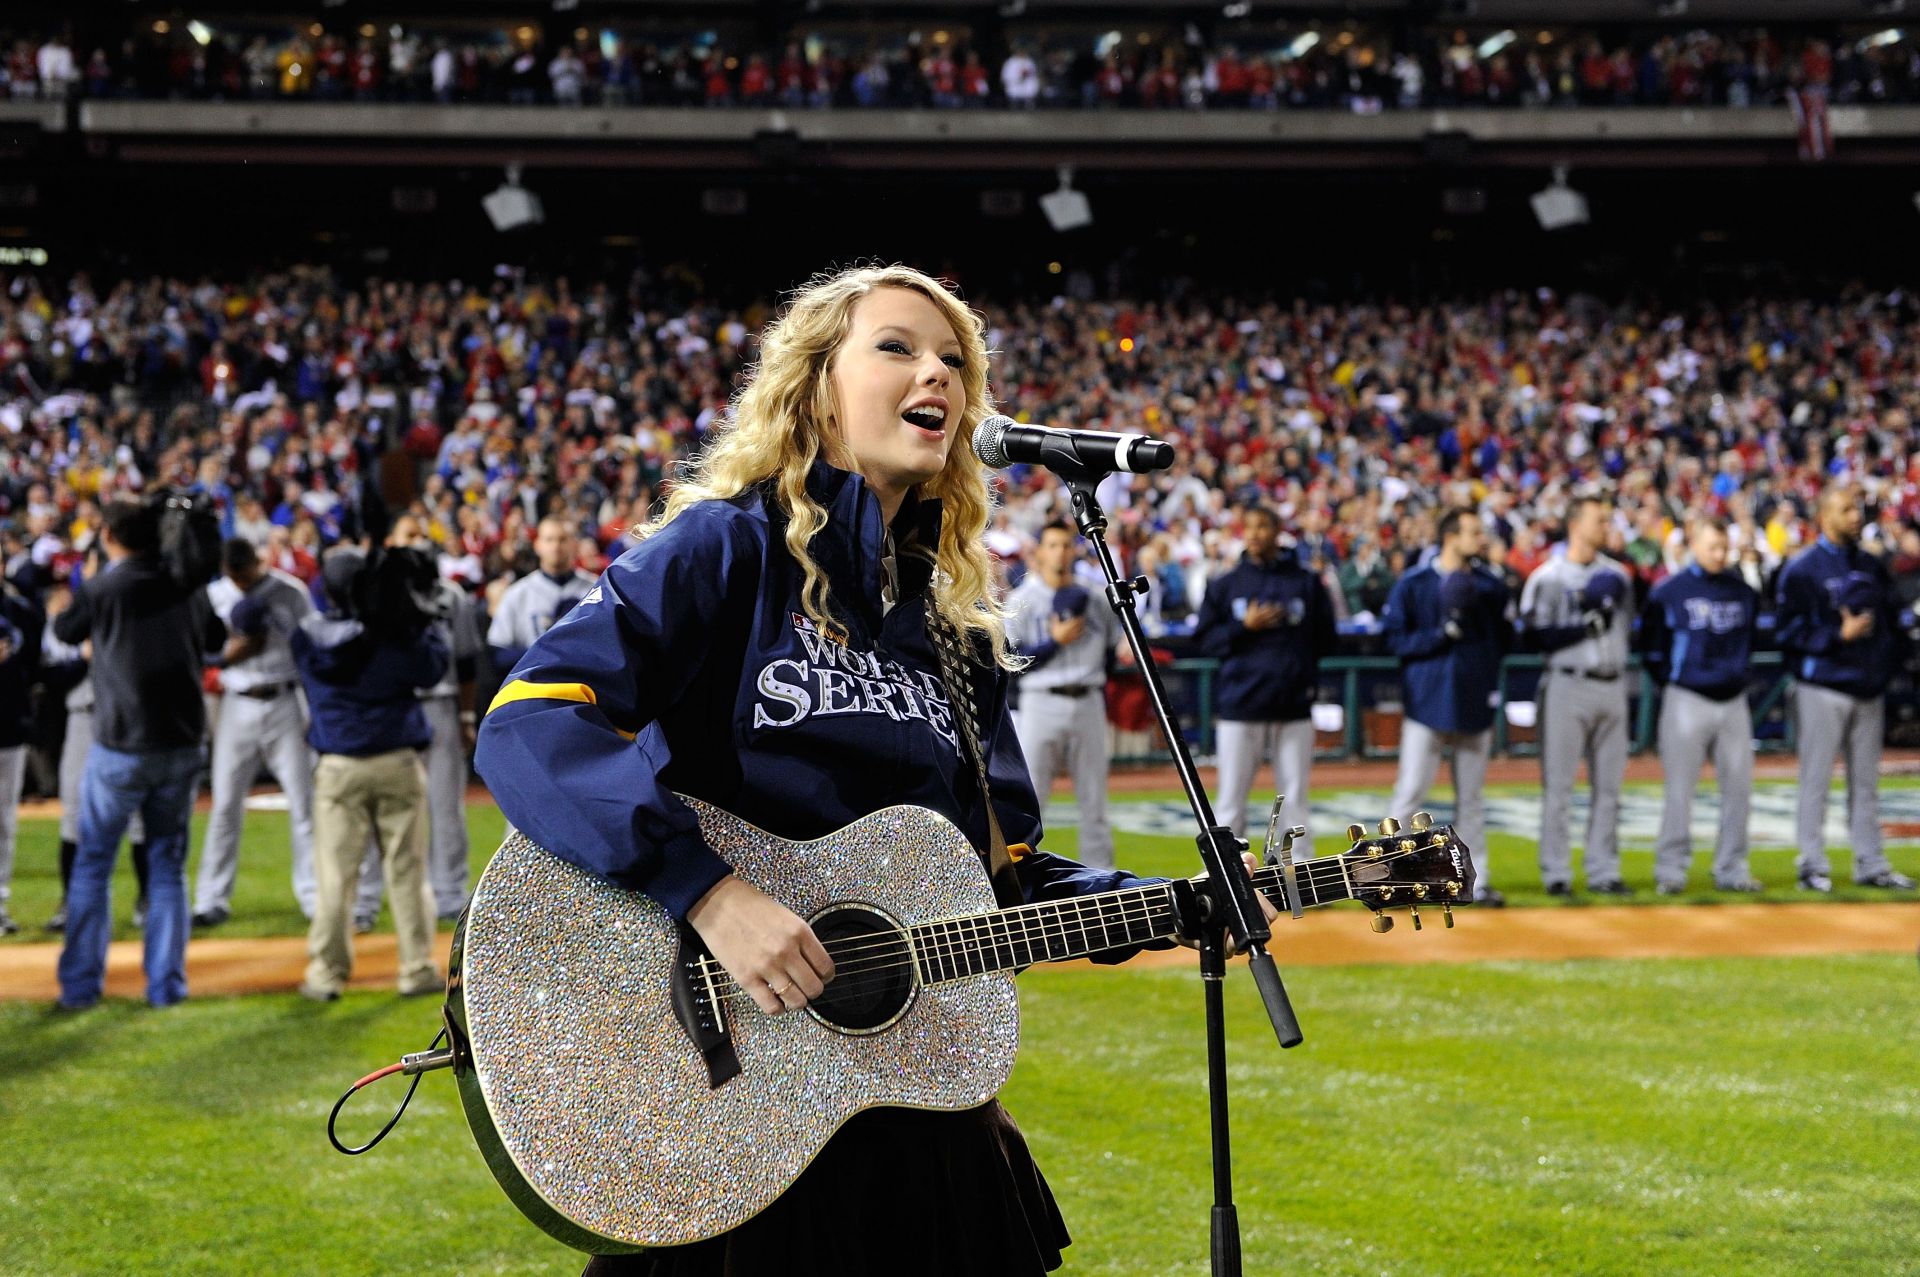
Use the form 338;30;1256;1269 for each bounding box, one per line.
5;22;1918;111
3;266;1920;640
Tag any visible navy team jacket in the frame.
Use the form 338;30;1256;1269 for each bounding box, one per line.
1774;536;1900;698
1639;566;1758;701
475;461;1159;939
1381;562;1511;735
1191;550;1337;723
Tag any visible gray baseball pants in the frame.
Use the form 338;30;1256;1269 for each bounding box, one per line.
1215;717;1315;847
1389;718;1493;897
1654;686;1753;889
194;690;317;917
1013;687;1113;868
1792;681;1891;881
60;709;143;845
1538;671;1628;889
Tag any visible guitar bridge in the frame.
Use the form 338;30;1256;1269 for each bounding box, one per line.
670;923;741;1089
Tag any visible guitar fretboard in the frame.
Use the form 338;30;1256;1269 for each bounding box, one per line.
906;856;1360;985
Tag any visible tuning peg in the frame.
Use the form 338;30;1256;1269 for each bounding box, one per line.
1409;906;1423;931
1378;817;1401;836
1346;823;1366;844
1441;903;1455;929
1411;811;1433;831
1369;914;1394;934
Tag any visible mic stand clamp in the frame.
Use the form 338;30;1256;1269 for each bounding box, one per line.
1054;470;1301;1277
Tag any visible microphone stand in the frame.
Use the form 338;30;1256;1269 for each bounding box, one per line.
1049;465;1302;1277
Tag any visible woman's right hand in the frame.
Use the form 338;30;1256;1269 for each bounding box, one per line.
686;874;835;1016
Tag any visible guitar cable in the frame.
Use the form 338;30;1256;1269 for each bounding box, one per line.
327;1026;455;1156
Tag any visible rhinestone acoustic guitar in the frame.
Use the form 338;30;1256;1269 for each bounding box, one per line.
444;797;1473;1254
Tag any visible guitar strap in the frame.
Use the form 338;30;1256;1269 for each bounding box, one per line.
924;604;1026;911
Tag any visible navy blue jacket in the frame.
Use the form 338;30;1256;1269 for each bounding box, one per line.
1640;567;1759;702
1382;562;1511;734
475;461;1155;931
1192;551;1336;722
291;618;449;756
1774;537;1899;697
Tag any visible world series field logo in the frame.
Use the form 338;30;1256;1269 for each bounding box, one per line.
1059;789;1920;848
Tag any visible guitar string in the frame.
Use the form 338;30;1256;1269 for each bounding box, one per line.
752;838;1449;976
686;845;1452;996
698;892;1181;1002
698;872;1457;1009
693;864;1454;1006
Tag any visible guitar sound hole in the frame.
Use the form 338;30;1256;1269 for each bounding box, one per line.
807;905;915;1034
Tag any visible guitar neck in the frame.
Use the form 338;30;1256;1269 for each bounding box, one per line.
905;854;1358;985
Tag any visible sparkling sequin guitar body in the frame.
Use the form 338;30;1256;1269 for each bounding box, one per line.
445;797;1475;1254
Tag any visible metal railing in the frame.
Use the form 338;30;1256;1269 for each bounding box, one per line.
1140;652;1794;764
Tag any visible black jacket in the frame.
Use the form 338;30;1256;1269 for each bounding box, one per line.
52;556;225;752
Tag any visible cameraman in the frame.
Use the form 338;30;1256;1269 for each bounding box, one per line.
51;497;226;1011
290;545;449;1002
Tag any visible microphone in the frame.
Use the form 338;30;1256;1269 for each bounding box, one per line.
971;414;1174;475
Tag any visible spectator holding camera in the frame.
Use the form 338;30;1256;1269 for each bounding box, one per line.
1007;521;1118;868
289;546;450;1001
1520;495;1635;896
50;496;226;1010
1193;505;1336;846
1382;508;1511;907
1774;484;1915;893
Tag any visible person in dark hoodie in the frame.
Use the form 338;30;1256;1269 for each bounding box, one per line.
286;545;449;1001
476;265;1276;1277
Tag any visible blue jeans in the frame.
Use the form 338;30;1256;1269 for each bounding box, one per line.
56;744;203;1007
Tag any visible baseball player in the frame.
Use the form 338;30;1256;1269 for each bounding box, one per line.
192;538;318;927
1520;495;1635;896
1193;505;1337;844
487;517;599;678
1382;508;1511;907
1640;518;1761;893
1774;484;1915;892
1006;521;1118;869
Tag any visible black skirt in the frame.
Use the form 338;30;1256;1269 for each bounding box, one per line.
581;1100;1070;1277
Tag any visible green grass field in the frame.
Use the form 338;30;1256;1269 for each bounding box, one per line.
3;788;1918;1275
2;955;1916;1276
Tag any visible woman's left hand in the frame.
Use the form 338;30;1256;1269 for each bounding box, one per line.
1174;852;1280;955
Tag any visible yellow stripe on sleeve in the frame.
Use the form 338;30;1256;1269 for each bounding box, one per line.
486;679;637;740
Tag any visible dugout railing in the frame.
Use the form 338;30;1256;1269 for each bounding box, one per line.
1139;651;1796;765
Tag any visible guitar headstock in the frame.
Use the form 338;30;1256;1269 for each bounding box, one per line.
1334;812;1477;933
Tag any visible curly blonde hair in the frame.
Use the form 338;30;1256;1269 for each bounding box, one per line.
644;265;1016;670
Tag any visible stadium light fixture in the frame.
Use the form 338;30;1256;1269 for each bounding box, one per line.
1530;164;1590;232
482;164;545;233
1040;166;1093;233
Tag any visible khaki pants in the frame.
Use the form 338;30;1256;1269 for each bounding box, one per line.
305;749;439;996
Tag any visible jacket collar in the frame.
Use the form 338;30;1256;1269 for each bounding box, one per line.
800;460;945;621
